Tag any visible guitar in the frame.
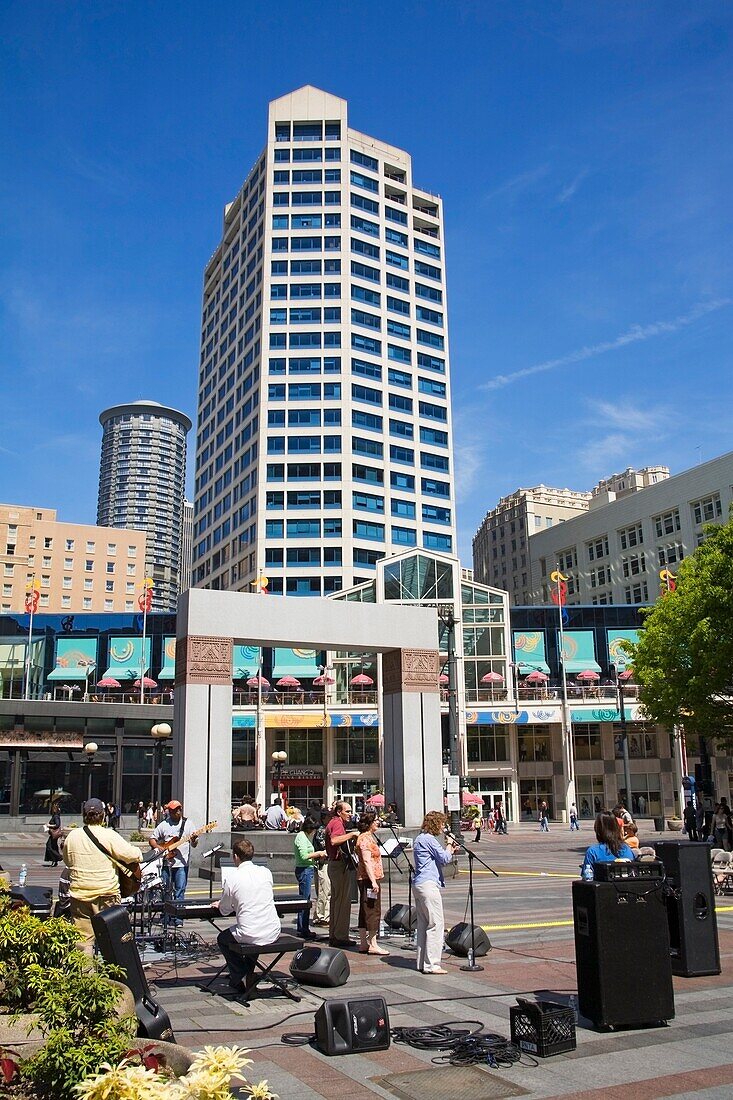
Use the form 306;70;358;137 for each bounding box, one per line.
143;821;217;864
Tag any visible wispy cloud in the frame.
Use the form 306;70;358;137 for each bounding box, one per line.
482;299;731;391
482;163;550;204
557;168;589;204
586;399;672;434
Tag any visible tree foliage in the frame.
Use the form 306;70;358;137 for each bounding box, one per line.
631;511;733;750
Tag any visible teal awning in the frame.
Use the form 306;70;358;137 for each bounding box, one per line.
563;658;602;674
157;636;176;680
606;629;638;671
272;647;320;679
561;630;600;674
47;637;98;680
233;644;260;680
513;631;550;675
103;636;151;681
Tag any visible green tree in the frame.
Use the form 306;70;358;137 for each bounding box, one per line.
631;511;733;750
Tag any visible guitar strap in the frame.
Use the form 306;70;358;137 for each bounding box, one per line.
83;825;137;877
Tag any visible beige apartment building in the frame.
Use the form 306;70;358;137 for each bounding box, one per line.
0;504;147;615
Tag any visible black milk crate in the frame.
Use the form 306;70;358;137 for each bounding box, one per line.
509;998;576;1058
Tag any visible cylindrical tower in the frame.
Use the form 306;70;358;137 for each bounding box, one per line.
97;400;192;611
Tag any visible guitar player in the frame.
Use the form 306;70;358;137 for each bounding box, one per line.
149;799;199;912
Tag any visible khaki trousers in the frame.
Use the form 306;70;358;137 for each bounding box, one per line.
315;860;331;921
413;880;445;972
70;894;121;954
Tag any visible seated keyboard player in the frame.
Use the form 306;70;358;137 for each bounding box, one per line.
213;837;281;992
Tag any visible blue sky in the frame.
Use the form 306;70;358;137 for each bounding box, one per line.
1;1;731;563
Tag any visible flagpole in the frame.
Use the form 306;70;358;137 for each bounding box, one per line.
23;576;38;701
553;568;576;816
139;571;152;705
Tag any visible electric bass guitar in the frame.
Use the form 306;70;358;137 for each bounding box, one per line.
143;821;217;864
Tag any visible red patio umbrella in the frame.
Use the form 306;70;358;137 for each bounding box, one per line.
618;669;634;681
97;677;120;688
312;674;336;686
246;675;270;688
525;670;549;683
366;793;385;807
134;677;157;688
439;673;450;684
461;790;484;806
481;671;505;683
276;675;301;688
576;670;600;681
350;673;374;686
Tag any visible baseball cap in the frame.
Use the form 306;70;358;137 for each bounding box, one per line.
83;797;106;815
166;800;182;811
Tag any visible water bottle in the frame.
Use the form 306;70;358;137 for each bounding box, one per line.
569;994;579;1023
467;947;475;967
582;863;594;882
18;863;27;887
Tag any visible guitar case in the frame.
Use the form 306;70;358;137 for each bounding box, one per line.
91;906;176;1041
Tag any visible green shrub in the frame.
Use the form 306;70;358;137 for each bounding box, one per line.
21;1026;132;1099
0;905;81;1010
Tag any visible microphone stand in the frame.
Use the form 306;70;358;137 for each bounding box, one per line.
446;828;498;972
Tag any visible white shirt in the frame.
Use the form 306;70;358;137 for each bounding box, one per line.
218;861;281;945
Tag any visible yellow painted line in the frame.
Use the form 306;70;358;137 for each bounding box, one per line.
481;919;574;931
457;868;577;879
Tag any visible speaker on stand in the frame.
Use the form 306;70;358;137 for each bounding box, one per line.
654;840;721;977
314;997;390;1055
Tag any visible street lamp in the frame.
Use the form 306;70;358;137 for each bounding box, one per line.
151;723;172;809
437;603;461;835
83;742;98;802
271;750;287;799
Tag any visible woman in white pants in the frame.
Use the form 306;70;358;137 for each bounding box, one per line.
411;810;456;974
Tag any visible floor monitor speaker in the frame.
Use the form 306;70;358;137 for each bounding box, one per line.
573;880;674;1028
289;945;350;987
445;922;491;957
91;906;176;1041
314;997;390;1055
654;840;721;977
384;904;416;932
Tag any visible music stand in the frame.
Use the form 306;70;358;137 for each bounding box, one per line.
375;833;405;938
202;844;224;902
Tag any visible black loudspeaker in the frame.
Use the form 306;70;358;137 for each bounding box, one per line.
91;906;176;1041
314;997;390;1056
10;886;53;918
654;840;721;977
445;922;491;957
573;880;674;1028
384;904;416;932
289;945;350;987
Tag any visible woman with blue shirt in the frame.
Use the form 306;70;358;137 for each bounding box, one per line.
412;810;456;974
580;812;636;879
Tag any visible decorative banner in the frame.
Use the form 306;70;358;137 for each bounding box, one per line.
251;572;269;594
137;576;154;612
103;636;152;680
659;568;676;594
157;636;176;680
24;578;41;614
550;569;570;625
272;647;320;679
233;644;260;679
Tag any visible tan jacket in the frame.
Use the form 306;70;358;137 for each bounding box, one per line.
63;825;141;901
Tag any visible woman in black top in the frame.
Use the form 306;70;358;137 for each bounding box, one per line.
44;800;62;866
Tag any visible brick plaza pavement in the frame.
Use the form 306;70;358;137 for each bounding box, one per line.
2;824;732;1098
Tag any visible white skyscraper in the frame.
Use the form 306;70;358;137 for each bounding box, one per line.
193;86;455;596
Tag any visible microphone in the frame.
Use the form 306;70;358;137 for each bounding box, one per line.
443;825;457;843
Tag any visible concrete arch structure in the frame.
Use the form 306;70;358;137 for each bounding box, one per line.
173;589;442;828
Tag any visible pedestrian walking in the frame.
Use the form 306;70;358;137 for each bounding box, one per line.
569;802;580;831
539;801;550;832
43;800;63;866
